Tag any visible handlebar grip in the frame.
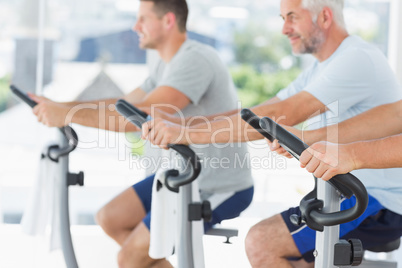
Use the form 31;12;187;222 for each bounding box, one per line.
259;116;306;156
10;84;78;159
310;173;368;226
259;116;353;198
115;99;201;190
165;144;202;189
240;109;275;142
116;99;181;152
10;85;38;108
62;126;78;147
48;126;79;160
240;110;368;229
115;99;150;129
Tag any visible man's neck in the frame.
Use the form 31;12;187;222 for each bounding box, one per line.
157;33;187;62
314;28;349;62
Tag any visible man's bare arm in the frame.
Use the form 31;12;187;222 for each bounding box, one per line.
352;134;402;169
190;92;327;144
299;134;402;180
298;100;402;145
143;91;328;146
31;86;190;132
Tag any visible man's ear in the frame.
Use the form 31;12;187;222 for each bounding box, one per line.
319;7;333;29
163;12;176;30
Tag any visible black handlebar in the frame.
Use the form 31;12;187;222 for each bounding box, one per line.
240;109;299;159
240;109;275;142
115;99;201;191
10;84;38;108
114;99;150;128
10;84;78;160
258;116;354;198
309;174;368;227
241;108;368;231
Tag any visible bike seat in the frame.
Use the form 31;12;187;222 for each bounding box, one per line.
366;238;401;253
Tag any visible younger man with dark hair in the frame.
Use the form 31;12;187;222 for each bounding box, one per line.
30;0;253;267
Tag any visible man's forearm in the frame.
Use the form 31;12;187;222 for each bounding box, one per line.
64;99;138;132
302;101;402;144
66;101;129;131
186;101;305;144
347;134;402;170
177;95;284;127
62;98;118;107
188;113;264;144
181;108;240;126
340;102;402;143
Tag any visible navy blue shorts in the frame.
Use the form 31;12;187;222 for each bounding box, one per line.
133;174;254;231
282;195;402;262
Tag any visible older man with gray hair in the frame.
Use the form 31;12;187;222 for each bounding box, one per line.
244;0;402;267
141;0;402;267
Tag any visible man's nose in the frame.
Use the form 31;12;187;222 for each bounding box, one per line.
282;20;292;36
132;21;140;32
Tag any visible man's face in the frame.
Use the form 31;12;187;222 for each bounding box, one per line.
133;2;165;49
280;0;326;55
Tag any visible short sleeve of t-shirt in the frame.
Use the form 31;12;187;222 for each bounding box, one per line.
141;77;156;93
277;47;377;116
276;63;316;100
157;50;214;105
304;49;376;115
140;60;161;93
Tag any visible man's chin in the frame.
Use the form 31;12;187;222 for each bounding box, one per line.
139;43;156;50
291;47;303;56
291;44;311;56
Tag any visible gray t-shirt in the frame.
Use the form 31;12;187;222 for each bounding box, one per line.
141;39;253;193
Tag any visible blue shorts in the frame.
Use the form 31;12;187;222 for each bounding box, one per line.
282;195;402;262
133;174;254;231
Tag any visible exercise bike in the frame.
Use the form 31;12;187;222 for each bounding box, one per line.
241;108;400;267
115;99;238;268
10;85;84;268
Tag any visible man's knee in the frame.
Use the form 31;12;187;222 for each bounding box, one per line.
95;206;112;232
245;217;279;266
117;247;134;268
245;214;301;266
245;223;261;250
117;239;151;268
245;216;278;252
117;222;155;268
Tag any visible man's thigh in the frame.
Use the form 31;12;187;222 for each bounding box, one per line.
102;184;148;229
246;214;302;261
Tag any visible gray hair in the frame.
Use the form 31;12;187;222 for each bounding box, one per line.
302;0;345;29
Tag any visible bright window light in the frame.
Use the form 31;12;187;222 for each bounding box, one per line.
208;6;249;19
115;0;139;13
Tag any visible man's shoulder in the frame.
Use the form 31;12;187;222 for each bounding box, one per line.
171;40;224;72
337;36;384;60
325;36;388;73
179;39;218;58
342;35;374;49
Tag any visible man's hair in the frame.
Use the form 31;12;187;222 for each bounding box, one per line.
302;0;345;29
141;0;188;32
